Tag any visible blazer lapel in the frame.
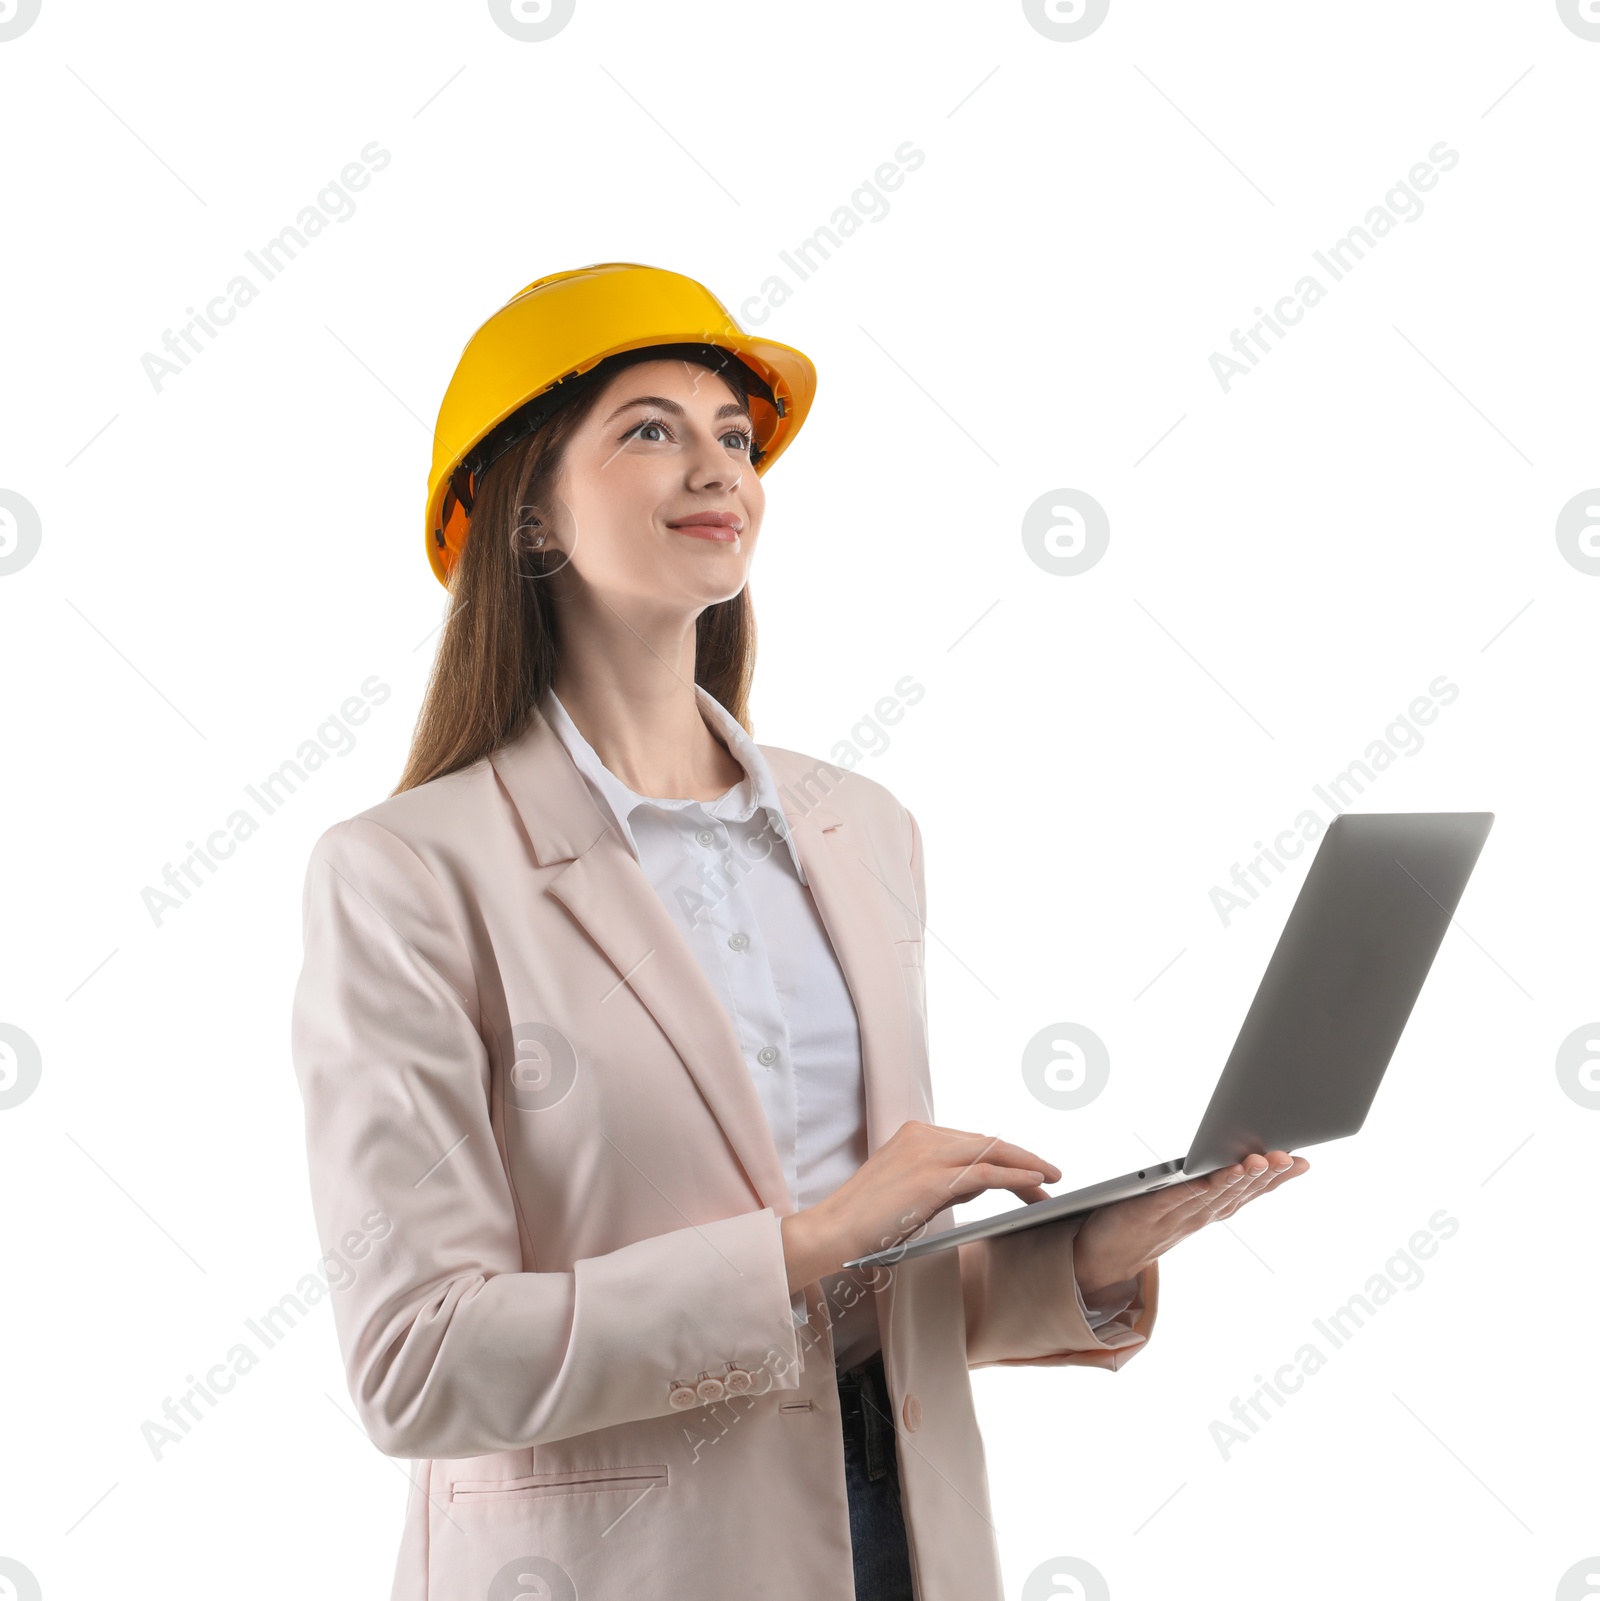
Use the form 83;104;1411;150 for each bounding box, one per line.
487;714;915;1246
490;713;794;1216
774;767;918;1358
779;793;915;1166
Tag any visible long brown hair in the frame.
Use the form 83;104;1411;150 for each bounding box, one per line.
394;352;758;796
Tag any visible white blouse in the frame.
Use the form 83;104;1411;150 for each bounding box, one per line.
541;686;1126;1371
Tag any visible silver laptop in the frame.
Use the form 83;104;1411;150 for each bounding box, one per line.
842;810;1494;1272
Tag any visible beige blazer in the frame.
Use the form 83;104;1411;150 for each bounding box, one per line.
289;709;1158;1601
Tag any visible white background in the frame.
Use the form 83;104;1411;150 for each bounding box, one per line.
2;2;1596;1597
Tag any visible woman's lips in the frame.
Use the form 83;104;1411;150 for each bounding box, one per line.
668;521;740;542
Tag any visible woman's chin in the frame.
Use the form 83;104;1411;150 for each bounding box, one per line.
675;560;751;606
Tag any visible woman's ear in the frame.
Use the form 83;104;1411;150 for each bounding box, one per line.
511;489;577;574
513;504;547;548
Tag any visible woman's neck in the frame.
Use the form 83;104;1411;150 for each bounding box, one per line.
551;653;745;803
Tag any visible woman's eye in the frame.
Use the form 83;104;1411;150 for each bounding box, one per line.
625;418;753;451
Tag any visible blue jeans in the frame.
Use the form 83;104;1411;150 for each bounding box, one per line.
836;1350;915;1600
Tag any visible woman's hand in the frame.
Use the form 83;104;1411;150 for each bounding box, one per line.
781;1120;1060;1292
1070;1150;1311;1300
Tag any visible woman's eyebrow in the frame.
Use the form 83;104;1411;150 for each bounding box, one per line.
603;395;753;425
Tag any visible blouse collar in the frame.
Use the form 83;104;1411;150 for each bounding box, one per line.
540;685;809;886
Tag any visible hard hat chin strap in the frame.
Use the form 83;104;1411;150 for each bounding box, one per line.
447;342;781;519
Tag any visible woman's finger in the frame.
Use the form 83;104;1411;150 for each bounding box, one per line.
942;1131;1062;1187
1164;1155;1284;1228
943;1143;1062;1206
941;1161;1052;1205
1112;1151;1308;1263
1204;1174;1279;1221
1230;1155;1308;1207
1155;1164;1256;1223
1207;1154;1306;1220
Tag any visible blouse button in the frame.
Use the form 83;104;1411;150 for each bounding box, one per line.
902;1393;923;1433
757;1046;779;1066
724;1365;753;1394
696;1375;727;1403
668;1383;699;1409
728;932;750;952
696;828;716;846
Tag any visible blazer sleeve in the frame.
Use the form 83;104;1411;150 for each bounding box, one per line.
901;806;1160;1372
290;817;803;1461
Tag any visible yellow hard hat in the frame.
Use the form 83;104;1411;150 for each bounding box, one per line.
425;261;818;588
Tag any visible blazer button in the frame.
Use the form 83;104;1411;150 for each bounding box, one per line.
696;1375;727;1403
668;1383;699;1409
724;1366;753;1394
902;1393;922;1433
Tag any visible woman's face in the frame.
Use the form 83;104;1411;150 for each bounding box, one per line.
542;357;764;615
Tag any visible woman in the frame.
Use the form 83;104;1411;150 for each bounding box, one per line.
290;262;1308;1601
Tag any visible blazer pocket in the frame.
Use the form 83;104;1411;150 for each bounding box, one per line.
895;939;926;969
449;1463;669;1503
